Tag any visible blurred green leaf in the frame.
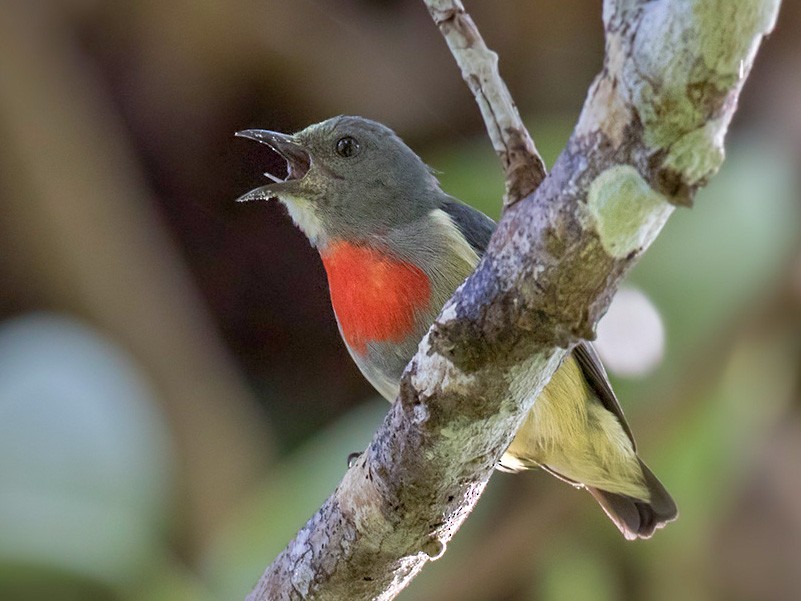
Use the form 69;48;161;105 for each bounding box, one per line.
536;543;619;601
132;558;216;601
626;327;798;601
629;137;800;362
0;314;175;591
608;135;800;415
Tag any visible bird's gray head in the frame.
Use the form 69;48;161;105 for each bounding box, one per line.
236;116;440;247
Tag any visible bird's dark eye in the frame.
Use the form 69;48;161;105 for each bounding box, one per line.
335;136;360;158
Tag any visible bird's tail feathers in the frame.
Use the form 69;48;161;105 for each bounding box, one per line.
587;459;678;540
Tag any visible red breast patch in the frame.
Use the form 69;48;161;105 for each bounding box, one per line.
321;241;431;355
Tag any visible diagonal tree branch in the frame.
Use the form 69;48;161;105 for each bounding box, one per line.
246;1;781;599
424;0;547;208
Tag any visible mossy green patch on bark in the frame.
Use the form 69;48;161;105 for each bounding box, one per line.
586;166;673;259
695;0;781;74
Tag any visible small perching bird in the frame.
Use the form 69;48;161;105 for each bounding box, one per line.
237;115;678;539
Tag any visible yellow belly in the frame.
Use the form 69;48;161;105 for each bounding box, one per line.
501;354;648;499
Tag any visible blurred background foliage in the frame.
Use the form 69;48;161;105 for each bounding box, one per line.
0;1;799;600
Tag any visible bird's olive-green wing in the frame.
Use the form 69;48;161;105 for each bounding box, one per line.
572;341;636;448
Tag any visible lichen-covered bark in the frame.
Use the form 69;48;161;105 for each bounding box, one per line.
246;1;780;600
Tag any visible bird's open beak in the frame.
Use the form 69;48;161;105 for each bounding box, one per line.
235;129;311;202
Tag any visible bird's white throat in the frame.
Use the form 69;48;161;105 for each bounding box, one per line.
279;194;325;246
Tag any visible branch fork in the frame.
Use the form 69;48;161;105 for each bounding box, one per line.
247;1;781;599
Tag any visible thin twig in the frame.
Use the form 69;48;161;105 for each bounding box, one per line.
424;0;547;209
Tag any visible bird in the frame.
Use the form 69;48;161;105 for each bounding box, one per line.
236;115;678;539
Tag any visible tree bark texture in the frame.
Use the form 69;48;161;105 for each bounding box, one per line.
247;1;781;599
